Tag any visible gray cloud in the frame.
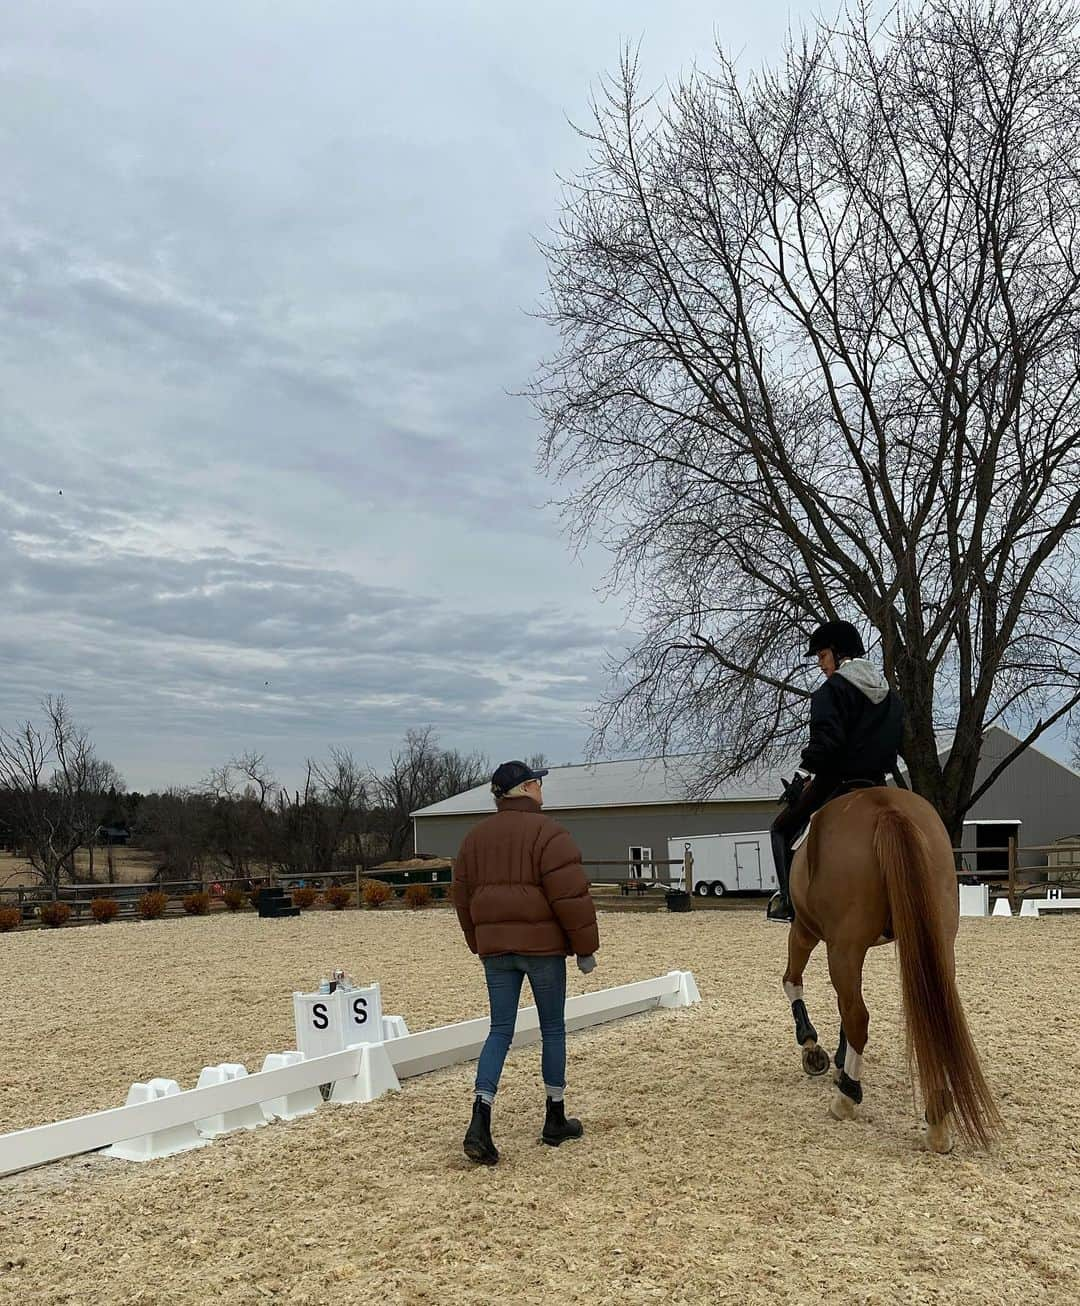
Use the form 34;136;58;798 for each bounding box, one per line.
0;0;793;788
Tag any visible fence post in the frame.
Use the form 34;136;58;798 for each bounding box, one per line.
1007;835;1018;912
355;862;361;905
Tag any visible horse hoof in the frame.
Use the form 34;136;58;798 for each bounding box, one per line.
829;1090;858;1122
802;1044;830;1077
925;1120;955;1155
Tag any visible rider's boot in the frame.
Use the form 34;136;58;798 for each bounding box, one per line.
767;829;796;923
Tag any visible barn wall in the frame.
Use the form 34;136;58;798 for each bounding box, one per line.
413;799;780;865
961;727;1080;864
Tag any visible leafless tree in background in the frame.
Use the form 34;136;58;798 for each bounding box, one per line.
535;0;1080;837
0;696;123;893
374;727;489;860
273;748;370;878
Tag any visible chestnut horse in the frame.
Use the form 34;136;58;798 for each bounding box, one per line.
782;785;1000;1152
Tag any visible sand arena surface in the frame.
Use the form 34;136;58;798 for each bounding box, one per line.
1;909;1077;1305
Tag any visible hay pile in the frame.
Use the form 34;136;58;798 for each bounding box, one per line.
0;912;1077;1304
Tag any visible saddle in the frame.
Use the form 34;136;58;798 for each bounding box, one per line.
790;777;883;852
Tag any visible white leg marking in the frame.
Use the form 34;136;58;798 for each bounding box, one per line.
844;1047;863;1081
783;982;804;1004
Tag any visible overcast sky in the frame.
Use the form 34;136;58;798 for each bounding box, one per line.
1;1;817;791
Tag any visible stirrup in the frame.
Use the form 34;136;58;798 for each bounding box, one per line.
766;892;795;923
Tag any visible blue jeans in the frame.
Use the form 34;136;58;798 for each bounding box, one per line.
475;953;567;1100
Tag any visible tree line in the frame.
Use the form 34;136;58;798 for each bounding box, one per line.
0;698;496;894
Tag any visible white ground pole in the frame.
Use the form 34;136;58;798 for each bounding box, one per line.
0;970;700;1178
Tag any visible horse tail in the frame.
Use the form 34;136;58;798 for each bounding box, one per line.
874;805;1000;1148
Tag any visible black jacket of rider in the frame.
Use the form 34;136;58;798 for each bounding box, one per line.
800;659;905;784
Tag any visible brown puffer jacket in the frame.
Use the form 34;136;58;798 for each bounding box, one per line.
452;796;599;958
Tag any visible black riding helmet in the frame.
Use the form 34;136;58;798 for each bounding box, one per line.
806;620;865;660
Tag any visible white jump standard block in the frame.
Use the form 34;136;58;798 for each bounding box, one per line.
660;969;702;1007
1019;897;1039;917
328;1041;401;1105
380;1015;410;1041
992;896;1013;917
102;1079;207;1162
260;1053;323;1122
195;1064;268;1137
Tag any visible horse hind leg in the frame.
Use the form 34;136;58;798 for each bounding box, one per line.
784;921;830;1077
826;945;869;1123
924;1088;955;1154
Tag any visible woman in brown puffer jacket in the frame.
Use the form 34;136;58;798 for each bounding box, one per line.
451;760;599;1166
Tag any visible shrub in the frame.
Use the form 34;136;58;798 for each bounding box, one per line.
39;901;72;928
249;888;265;909
138;890;169;920
403;884;432;910
0;907;21;932
182;892;211;916
361;879;393;909
90;897;120;924
326;884;354;910
222;887;245;911
292;887;318;909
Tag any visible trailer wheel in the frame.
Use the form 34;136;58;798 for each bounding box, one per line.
710;882;726;898
694;882;711;897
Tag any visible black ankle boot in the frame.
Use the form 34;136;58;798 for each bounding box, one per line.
766;891;795;923
542;1097;584;1146
463;1097;498;1165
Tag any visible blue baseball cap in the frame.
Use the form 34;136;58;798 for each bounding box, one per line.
491;760;549;797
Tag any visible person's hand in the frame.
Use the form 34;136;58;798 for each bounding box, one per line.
577;954;597;975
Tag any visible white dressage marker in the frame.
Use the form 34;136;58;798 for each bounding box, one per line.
958;883;989;917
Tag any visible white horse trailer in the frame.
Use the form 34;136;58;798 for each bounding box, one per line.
666;832;777;898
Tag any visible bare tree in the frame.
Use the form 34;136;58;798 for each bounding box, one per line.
202;753;279;883
272;749;370;879
0;696;123;894
374;728;489;861
138;789;212;885
534;0;1080;837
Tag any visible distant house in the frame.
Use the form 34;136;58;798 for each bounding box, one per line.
96;826;131;846
412;727;1080;874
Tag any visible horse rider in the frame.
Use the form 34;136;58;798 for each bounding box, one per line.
766;621;906;923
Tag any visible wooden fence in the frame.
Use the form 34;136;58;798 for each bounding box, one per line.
952;840;1080;912
0;863;450;922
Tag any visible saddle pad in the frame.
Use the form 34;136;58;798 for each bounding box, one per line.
792;813;818;853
